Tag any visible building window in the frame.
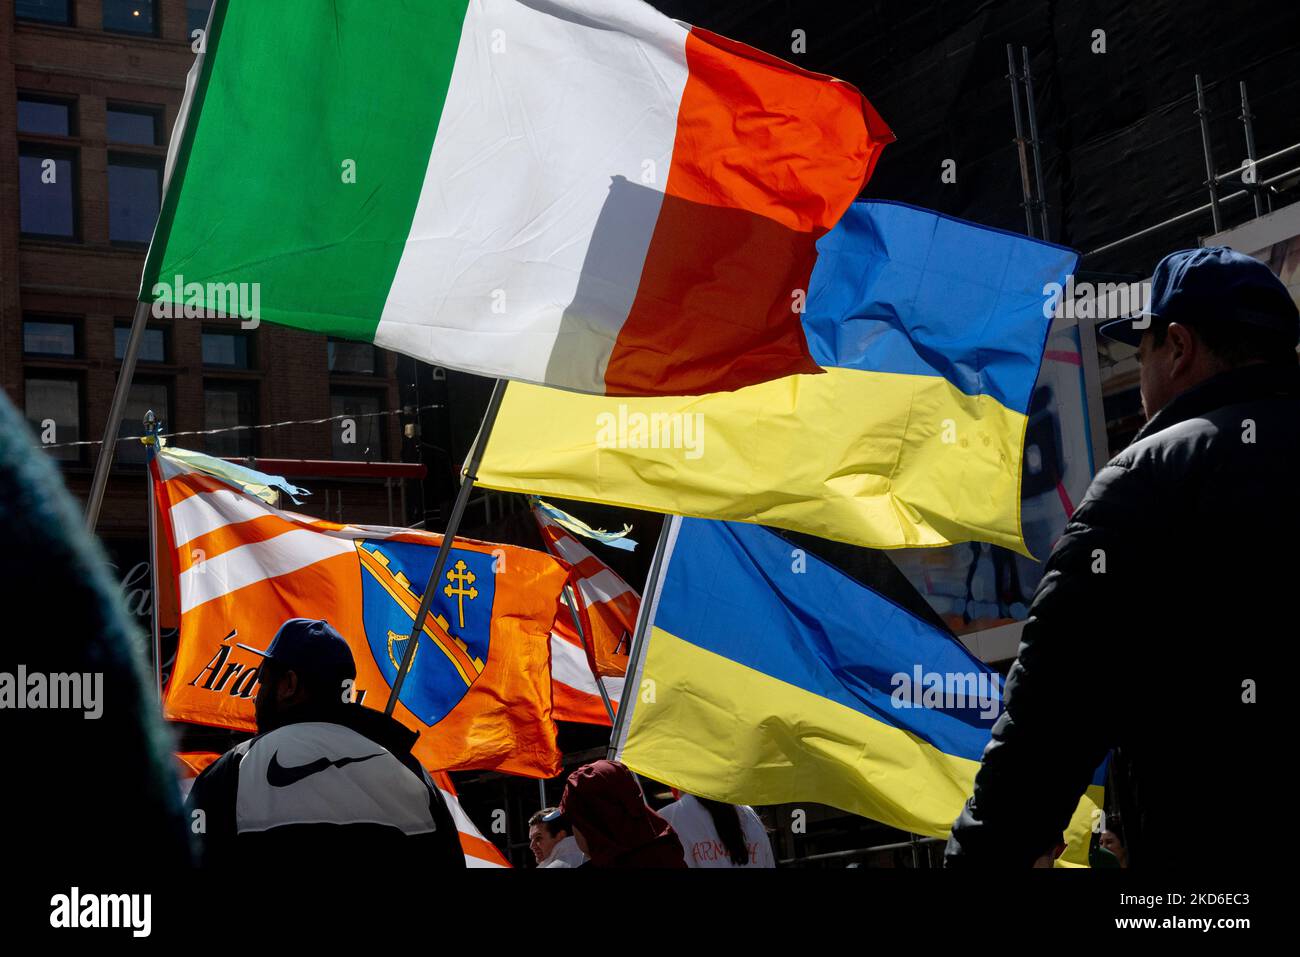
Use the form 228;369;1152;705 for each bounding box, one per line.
108;153;162;245
103;0;157;36
17;96;75;137
116;380;171;466
16;0;72;25
328;339;378;375
204;381;258;458
23;318;78;357
187;0;212;37
18;146;77;239
114;323;168;363
330;391;385;461
25;375;81;462
107;105;161;146
201;329;254;368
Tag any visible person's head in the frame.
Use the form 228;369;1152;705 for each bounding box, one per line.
527;808;570;863
554;760;665;866
1098;247;1299;418
240;619;358;732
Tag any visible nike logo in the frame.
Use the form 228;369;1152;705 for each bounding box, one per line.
267;750;387;788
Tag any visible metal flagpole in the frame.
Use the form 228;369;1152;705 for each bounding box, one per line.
564;581;616;725
85;299;152;530
537;779;548;810
606;515;677;760
143;410;163;703
385;377;507;716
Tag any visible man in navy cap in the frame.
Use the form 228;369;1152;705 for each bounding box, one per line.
186;618;465;868
948;247;1297;869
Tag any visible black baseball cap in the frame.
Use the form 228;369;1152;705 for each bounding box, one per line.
237;618;356;690
1097;246;1298;348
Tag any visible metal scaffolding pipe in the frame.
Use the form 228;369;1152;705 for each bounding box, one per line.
1006;44;1037;237
1084;163;1300;258
1194;74;1222;233
1022;46;1051;240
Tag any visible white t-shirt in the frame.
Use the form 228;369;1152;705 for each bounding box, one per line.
539;834;587;868
658;795;775;868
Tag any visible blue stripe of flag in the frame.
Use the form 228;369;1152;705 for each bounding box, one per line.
802;200;1078;415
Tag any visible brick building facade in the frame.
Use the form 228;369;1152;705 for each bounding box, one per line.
1;0;407;582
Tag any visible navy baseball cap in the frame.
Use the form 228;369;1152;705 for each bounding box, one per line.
236;618;356;689
1097;246;1298;348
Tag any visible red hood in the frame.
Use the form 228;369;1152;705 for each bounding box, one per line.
558;760;684;868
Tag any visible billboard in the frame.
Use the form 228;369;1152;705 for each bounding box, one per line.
892;316;1100;655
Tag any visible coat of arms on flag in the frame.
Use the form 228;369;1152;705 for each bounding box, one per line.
356;540;494;727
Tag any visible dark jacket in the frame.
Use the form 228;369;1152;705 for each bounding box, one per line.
946;361;1297;868
187;703;465;868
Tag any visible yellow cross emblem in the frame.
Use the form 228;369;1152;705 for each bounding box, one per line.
443;559;478;628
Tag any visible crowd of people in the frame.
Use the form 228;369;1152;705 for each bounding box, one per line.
2;246;1294;871
182;617;775;869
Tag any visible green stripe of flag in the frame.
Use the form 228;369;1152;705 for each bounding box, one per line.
142;0;471;340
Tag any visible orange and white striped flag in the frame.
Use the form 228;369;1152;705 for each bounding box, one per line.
430;771;511;869
532;504;636;726
153;446;569;777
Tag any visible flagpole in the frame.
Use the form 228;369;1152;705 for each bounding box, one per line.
606;515;676;760
143;410;164;704
564;581;617;725
85;299;152;531
385;377;507;717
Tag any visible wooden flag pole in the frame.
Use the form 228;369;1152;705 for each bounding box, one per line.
85;299;152;530
385;377;507;717
606;515;677;760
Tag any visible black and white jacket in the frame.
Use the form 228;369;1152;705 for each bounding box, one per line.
187;704;465;868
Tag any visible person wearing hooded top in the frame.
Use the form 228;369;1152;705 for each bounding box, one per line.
543;760;687;868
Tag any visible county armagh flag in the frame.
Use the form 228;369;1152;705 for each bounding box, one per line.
478;201;1078;554
141;0;893;397
152;446;567;777
613;517;1105;867
532;502;635;725
430;772;512;868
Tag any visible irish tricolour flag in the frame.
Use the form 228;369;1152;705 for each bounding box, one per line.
142;0;892;396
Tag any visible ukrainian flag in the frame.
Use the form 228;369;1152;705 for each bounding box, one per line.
478;201;1078;554
614;517;1104;866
